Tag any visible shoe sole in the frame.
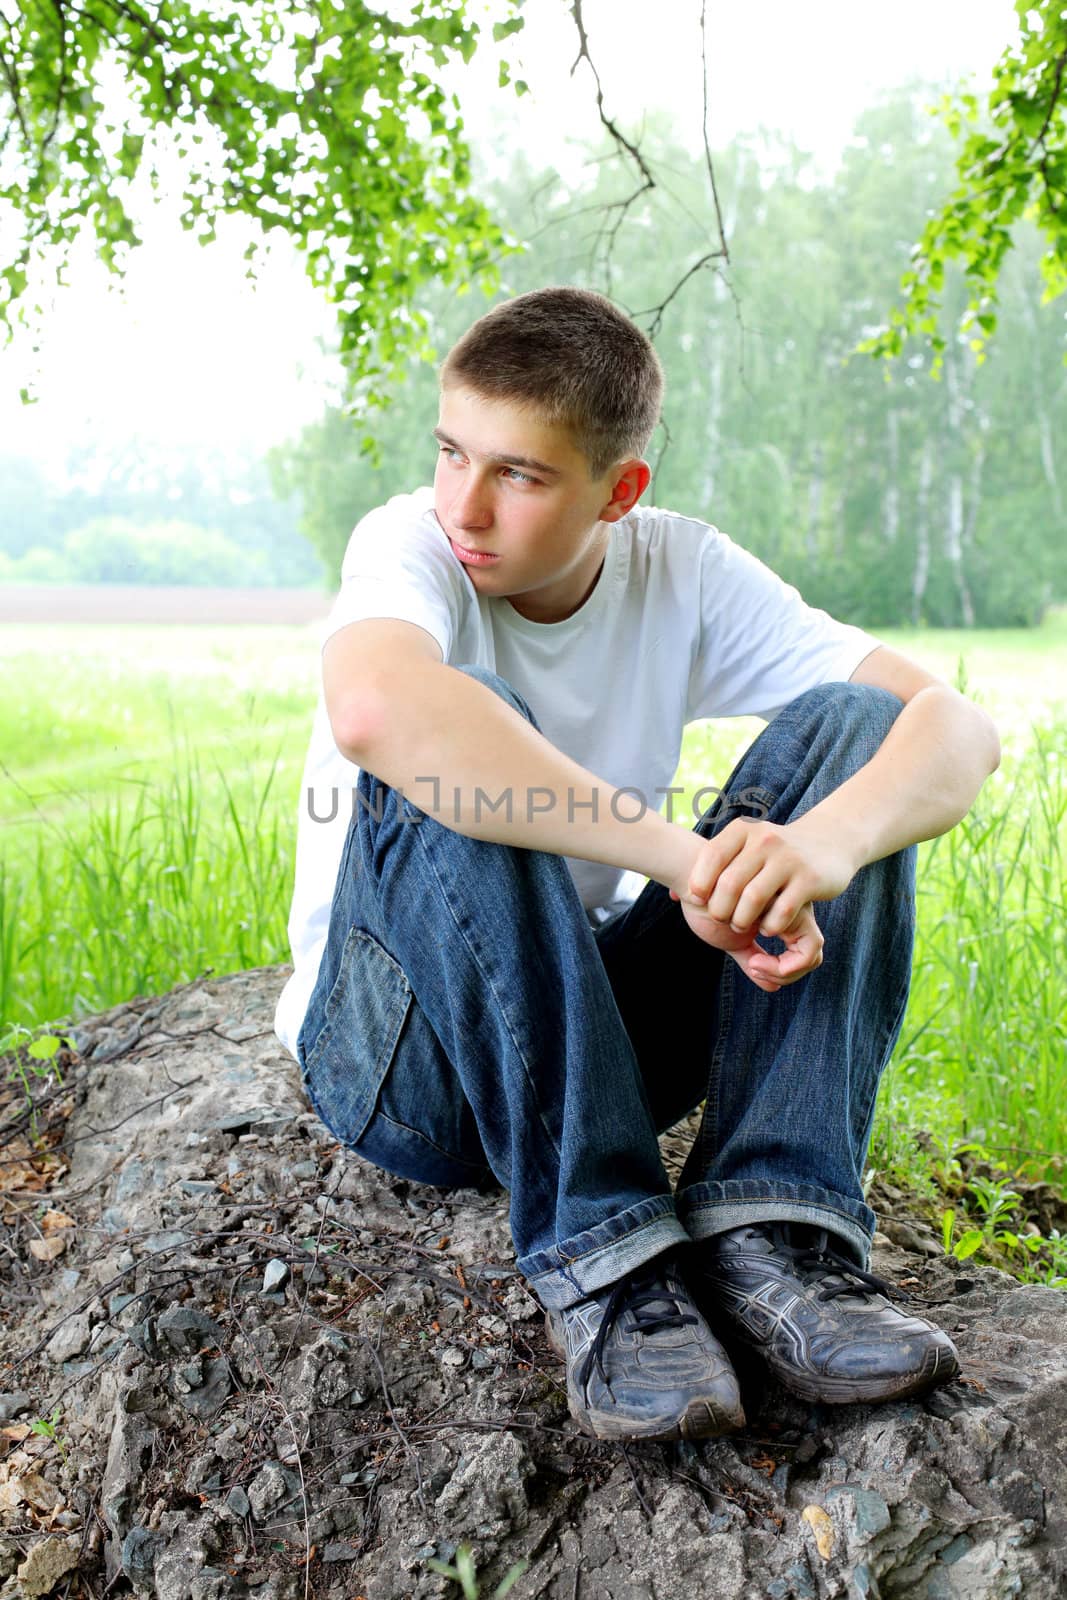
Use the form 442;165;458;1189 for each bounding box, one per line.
763;1340;961;1405
544;1320;746;1442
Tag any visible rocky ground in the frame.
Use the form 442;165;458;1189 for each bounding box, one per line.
1;965;1066;1600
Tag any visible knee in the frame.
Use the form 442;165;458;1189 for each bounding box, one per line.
783;680;905;744
454;663;539;726
768;682;906;785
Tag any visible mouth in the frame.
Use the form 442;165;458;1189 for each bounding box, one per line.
449;538;501;566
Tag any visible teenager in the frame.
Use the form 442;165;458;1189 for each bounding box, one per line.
275;287;1000;1442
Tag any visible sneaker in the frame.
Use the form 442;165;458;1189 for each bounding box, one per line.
696;1223;960;1404
544;1252;745;1441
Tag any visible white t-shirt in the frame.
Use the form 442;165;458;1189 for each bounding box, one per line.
274;487;880;1057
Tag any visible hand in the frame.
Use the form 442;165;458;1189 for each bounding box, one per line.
674;894;823;992
668;813;861;990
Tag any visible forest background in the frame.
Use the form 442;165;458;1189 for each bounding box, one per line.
2;2;1065;628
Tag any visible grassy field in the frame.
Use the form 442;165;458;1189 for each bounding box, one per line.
2;610;1066;1183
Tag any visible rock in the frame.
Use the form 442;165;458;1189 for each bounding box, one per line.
6;967;1067;1600
44;1311;92;1364
224;1487;250;1519
434;1431;533;1541
15;1537;79;1597
262;1259;289;1293
120;1527;163;1591
247;1461;294;1523
0;1392;32;1422
101;1379;157;1581
173;1356;233;1420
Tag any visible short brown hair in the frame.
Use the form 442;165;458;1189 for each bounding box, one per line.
440;286;663;478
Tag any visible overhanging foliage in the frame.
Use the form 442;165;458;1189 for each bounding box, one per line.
0;0;523;395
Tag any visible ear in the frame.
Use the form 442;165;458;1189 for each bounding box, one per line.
598;458;651;522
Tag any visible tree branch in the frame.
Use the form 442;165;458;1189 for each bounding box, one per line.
700;0;728;263
41;0;71;160
0;14;30;148
567;0;731;331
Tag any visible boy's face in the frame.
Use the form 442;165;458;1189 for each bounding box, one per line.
433;384;648;624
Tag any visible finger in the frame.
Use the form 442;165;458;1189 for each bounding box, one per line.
757;886;818;938
688;823;749;902
727;863;790;933
749;933;822;981
705;847;769;924
728;947;782;992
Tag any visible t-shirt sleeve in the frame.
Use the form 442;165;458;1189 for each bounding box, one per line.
686;526;881;722
319;491;466;661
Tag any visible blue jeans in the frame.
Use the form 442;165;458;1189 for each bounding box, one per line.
296;668;916;1311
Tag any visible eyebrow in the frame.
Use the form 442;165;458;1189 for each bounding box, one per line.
431;427;562;480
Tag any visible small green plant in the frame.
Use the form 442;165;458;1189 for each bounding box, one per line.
967;1172;1023;1232
2;1023;74;1137
28;1406;69;1464
942;1167;1026;1262
941;1206;984;1261
425;1545;527;1599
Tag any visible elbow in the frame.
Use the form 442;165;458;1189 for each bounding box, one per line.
980;707;1002;774
327;684;387;766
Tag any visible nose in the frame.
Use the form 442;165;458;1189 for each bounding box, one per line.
452;471;493;531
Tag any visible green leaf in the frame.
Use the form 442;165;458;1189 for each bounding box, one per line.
953;1230;985;1261
27;1034;64;1061
942;1209;956;1253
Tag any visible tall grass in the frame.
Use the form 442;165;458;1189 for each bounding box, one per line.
2;619;1066;1180
1;741;295;1029
883;719;1067;1170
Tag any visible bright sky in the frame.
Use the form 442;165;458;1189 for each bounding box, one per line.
0;0;1017;475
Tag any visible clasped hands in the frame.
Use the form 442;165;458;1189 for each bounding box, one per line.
668;813;861;993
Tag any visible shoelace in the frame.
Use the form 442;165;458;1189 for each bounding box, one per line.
767;1224;902;1304
579;1261;697;1400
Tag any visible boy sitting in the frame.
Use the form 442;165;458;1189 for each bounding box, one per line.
275;287;1000;1442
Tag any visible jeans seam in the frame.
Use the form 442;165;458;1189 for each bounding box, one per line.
699;954;733;1170
851;968;912;1158
408;813;564;1165
373;1107;491;1175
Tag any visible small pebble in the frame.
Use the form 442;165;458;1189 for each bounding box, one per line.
225;1487;250;1518
262;1260;290;1294
0;1392;32;1422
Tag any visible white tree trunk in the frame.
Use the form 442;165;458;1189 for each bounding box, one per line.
912;440;932;626
884;409;900;545
807;440;822;558
1021;288;1063;517
943;348;977;628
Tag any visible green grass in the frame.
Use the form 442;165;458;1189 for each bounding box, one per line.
3;610;1067;1181
0;623;319;1027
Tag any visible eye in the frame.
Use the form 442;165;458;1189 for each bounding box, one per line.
503;466;537;485
438;445;464;464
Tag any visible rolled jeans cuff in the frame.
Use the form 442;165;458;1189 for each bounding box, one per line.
521;1195;690;1311
677;1179;876;1268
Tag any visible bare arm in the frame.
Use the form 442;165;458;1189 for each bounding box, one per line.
673;646;1001;991
325;618;704;891
792;682;1001;872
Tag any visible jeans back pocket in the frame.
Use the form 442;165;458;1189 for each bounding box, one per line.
299;926;412;1148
